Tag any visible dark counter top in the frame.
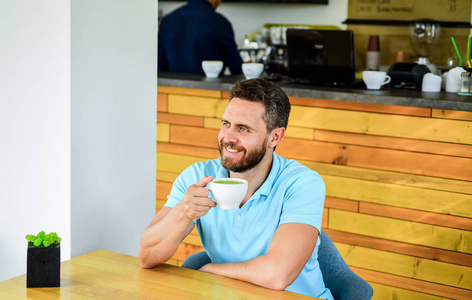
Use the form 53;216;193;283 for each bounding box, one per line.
158;72;472;112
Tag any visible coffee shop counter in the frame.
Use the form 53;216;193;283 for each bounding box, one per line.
158;72;472;112
156;72;472;300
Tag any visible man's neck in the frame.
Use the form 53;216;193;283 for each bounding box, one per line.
230;152;274;206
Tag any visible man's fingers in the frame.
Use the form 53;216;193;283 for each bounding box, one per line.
195;175;214;187
185;201;215;219
182;176;217;220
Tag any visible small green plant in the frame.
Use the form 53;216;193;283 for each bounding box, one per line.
25;231;61;247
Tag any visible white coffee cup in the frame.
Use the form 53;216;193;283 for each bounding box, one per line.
445;66;466;93
422;73;442;92
202;60;223;78
242;63;264;79
206;178;248;210
362;71;391;90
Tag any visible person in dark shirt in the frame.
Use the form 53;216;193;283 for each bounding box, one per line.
158;0;243;75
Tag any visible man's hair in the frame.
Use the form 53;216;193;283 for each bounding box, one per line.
229;79;291;132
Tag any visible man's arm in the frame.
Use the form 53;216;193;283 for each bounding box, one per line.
199;223;318;290
138;176;216;269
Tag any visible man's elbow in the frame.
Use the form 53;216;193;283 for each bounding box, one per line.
138;249;159;269
139;258;155;269
264;271;295;291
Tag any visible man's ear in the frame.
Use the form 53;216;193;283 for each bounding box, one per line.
268;127;285;148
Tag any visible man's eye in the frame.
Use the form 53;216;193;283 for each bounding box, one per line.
239;127;248;132
222;121;230;127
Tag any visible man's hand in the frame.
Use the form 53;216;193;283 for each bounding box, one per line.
180;176;216;220
138;175;216;268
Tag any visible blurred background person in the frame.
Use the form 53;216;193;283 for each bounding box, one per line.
158;0;243;75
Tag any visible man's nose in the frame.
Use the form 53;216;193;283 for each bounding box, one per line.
222;127;238;143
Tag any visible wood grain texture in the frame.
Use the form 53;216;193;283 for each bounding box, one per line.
156;123;170;143
156;170;179;183
156;181;172;201
359;202;472;231
204;117;223;129
158;86;222;98
289;105;472;144
324;197;359;212
170;125;219;148
432;109;472;121
324;229;472;268
329;210;472;254
157;92;168;112
328;197;472;230
335;242;472;290
168;95;227;118
0;250;313;300
156;152;208;174
299;159;472;195
157;142;220;159
314;129;472;158
322;175;472;218
353;267;472;300
157;112;204;127
369;282;448;300
278;137;472;181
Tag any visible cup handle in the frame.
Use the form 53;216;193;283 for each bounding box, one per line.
383;75;391;85
204;186;217;203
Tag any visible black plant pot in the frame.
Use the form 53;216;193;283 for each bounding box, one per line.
27;242;60;287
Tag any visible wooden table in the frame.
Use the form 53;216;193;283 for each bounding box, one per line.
0;250;317;299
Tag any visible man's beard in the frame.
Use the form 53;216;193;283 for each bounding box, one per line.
219;138;267;173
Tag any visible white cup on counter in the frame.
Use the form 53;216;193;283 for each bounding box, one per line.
202;60;223;78
422;73;442;92
445;66;466;93
362;71;391;90
242;63;264;80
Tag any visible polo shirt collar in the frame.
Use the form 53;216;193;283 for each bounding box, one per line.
256;151;279;198
215;158;230;179
215;152;279;200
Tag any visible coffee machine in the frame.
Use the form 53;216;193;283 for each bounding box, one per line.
409;19;440;74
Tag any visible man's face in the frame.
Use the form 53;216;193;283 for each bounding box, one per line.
218;98;270;173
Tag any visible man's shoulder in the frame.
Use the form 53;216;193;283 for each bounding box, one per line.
275;154;318;175
273;154;324;187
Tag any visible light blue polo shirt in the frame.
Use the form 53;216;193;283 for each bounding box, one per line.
165;152;333;300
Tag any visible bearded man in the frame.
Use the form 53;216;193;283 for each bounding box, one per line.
138;79;333;299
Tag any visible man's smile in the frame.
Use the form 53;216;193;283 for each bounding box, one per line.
225;146;241;153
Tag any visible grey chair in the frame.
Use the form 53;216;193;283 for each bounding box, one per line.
182;229;373;300
317;230;373;299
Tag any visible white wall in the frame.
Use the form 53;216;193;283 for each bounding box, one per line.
0;0;71;281
70;0;157;258
0;0;157;281
158;0;349;46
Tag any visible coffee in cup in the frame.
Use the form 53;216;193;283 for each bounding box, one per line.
362;71;391;90
206;178;248;210
202;60;223;78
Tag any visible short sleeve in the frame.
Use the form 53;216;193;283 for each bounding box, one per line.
164;163;202;208
279;170;326;232
163;159;224;208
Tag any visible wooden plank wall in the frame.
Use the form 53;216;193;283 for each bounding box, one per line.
156;85;472;300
